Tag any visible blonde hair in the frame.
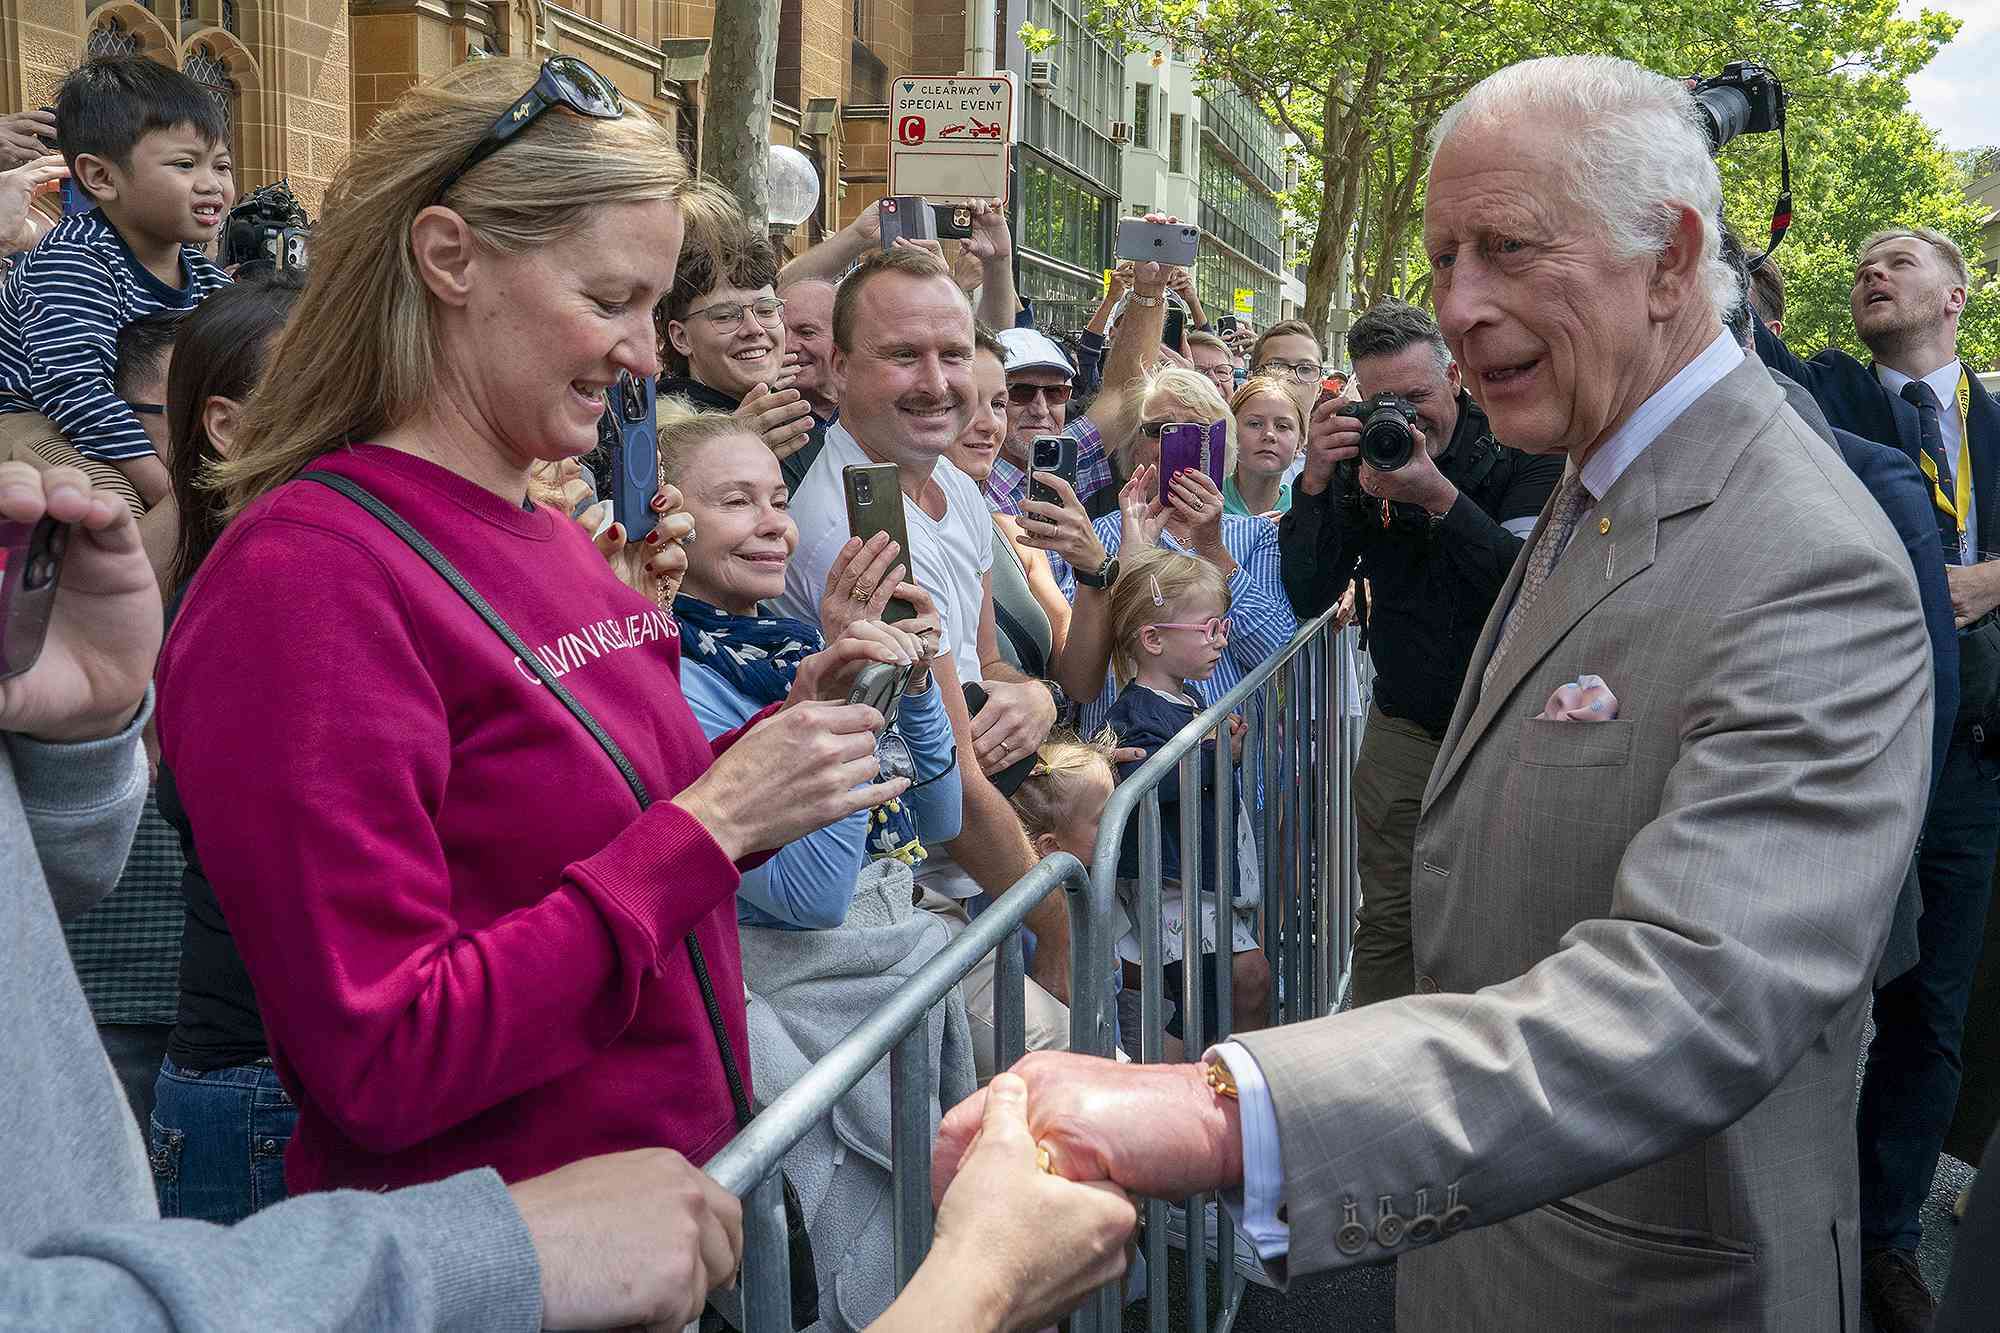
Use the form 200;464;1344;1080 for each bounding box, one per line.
1125;364;1237;476
654;396;765;489
1011;727;1120;843
1859;226;1971;292
1107;547;1230;685
1230;374;1301;423
214;58;726;516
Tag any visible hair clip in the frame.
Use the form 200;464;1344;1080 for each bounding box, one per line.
1149;573;1165;607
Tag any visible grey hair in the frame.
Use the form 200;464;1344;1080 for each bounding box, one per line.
1432;55;1735;323
1346;299;1451;376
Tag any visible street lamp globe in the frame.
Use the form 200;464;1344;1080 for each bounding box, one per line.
768;145;821;229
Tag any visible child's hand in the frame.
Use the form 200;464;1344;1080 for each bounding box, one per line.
1227;713;1247;764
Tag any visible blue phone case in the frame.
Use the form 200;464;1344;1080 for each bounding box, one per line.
607;373;659;540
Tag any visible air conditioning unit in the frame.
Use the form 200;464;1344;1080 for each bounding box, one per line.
1028;59;1059;91
1109;120;1133;145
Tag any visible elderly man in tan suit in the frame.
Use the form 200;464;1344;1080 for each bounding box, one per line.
933;54;1934;1332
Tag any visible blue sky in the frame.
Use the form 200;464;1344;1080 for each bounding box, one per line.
1904;1;2000;152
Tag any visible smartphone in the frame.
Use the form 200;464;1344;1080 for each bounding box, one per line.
933;204;973;240
1216;313;1239;338
878;195;937;249
602;371;658;540
1162;302;1186;353
0;517;69;680
1115;217;1200;267
1158;420;1228;496
1028;433;1076;508
843;462;915;622
846;659;912;726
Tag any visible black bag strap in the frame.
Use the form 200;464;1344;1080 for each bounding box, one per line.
299;470;757;1129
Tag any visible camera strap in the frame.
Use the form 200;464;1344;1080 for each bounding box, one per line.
1751;103;1793;270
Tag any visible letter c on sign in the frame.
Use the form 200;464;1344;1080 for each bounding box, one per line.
897;115;925;145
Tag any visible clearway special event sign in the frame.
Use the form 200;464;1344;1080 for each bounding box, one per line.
889;75;1015;203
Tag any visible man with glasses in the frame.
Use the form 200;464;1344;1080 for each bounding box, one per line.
1246;318;1329;424
988;259;1177;519
1280;299;1560;1009
659;221;823;488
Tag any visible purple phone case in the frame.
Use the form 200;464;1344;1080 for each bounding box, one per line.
1159;421;1229;496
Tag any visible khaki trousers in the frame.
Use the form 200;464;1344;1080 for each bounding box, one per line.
1349;705;1441;1008
915;887;1071;1083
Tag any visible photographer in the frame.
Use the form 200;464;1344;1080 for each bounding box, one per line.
1280;299;1560;1007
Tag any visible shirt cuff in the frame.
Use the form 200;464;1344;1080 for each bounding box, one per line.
1206;1040;1290;1260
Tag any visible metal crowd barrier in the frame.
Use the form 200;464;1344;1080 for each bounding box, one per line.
699;608;1362;1333
1085;606;1360;1333
699;850;1118;1333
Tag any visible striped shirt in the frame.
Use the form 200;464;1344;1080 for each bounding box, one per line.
0;208;228;461
984;414;1116;516
1052;511;1298;736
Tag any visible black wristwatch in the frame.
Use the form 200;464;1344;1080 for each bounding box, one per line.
1042;678;1074;723
1076;552;1119;589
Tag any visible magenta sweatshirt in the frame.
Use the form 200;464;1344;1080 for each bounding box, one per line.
158;445;761;1195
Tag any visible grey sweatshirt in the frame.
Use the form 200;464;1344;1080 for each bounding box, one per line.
2;697;543;1331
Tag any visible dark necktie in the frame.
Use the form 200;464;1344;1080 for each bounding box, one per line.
1902;379;1960;564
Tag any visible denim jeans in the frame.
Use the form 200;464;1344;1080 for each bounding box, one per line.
148;1055;297;1225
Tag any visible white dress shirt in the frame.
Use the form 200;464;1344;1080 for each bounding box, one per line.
1877;359;1975;563
1211;329;1745;1260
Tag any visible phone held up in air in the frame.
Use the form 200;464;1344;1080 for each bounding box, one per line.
1028;433;1076;508
598;371;658;541
1161;299;1187;354
1216;313;1239;339
1157;420;1228;497
1115;217;1200;268
842;462;916;622
878;195;938;249
933;204;974;240
0;517;69;681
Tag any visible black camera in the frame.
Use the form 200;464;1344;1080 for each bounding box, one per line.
1691;61;1785;153
1345;393;1422;472
221;180;310;275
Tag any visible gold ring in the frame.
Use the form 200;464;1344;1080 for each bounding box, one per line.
851;585;873;603
1036;1143;1053;1174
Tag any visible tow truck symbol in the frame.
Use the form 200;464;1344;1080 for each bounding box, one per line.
938;118;1003;140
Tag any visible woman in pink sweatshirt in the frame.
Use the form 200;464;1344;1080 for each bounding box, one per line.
155;58;908;1195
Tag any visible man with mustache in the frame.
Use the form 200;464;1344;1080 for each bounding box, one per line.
1754;225;2000;1332
1277;298;1560;1006
776;247;1071;1023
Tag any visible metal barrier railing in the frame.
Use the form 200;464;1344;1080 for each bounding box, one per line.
699;609;1361;1333
700;850;1117;1332
1084;607;1359;1333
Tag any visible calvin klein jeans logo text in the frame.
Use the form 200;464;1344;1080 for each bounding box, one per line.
512;609;678;684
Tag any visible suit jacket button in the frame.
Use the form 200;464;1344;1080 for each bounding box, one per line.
1375;1194;1407;1249
1336;1222;1370;1256
1441;1204;1471;1235
1417;974;1440;994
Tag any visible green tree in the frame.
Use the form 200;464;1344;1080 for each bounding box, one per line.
1084;0;1971;360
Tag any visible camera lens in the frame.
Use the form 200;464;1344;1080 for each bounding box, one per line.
855;478;871;502
1358;414;1415;472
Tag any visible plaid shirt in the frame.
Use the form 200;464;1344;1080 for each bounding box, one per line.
61;788;186;1025
984;415;1114;515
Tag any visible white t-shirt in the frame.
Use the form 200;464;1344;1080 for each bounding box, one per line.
779;421;995;682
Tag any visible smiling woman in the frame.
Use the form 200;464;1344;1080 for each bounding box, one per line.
154;56;917;1263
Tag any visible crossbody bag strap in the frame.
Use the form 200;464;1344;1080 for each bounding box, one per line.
299;469;756;1128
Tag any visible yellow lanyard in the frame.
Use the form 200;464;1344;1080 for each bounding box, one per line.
1914;370;1974;540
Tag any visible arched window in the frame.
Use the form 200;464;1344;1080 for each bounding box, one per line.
86;18;144;60
183;43;239;140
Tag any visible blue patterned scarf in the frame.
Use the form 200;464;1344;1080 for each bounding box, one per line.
674;595;925;866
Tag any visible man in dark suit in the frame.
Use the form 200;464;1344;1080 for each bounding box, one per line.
1755;226;2000;1332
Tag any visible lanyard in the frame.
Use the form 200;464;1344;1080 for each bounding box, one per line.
1914;370;1974;539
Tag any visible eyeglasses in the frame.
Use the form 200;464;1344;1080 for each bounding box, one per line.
1007;382;1073;407
684;296;787;333
1254;358;1323;383
433;56;625;203
1138;420;1177;438
1152;617;1232;644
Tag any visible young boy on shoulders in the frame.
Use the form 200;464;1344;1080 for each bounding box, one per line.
0;57;233;506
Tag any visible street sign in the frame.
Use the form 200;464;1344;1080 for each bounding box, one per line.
889;74;1015;204
1233;287;1256;316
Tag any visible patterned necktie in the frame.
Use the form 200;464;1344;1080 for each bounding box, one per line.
1901;379;1961;565
1483;472;1592;691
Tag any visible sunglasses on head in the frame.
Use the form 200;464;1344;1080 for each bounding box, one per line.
433;56;625;203
1007;382;1073;407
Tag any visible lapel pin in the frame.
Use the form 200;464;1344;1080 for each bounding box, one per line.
1598;517;1611;535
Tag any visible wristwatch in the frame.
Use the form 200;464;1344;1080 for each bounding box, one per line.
1042;677;1073;723
1075;552;1120;589
1128;291;1162;308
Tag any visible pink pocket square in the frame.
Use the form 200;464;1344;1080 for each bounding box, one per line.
1537;673;1619;722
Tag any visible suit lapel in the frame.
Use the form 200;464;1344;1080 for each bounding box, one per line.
1425;358;1777;808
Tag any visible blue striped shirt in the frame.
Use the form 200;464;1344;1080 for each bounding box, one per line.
1053;512;1298;735
0;209;229;461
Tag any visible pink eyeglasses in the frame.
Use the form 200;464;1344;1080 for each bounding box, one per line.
1152;617;1232;644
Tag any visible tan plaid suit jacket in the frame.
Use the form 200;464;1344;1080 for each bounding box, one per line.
1234;357;1933;1330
